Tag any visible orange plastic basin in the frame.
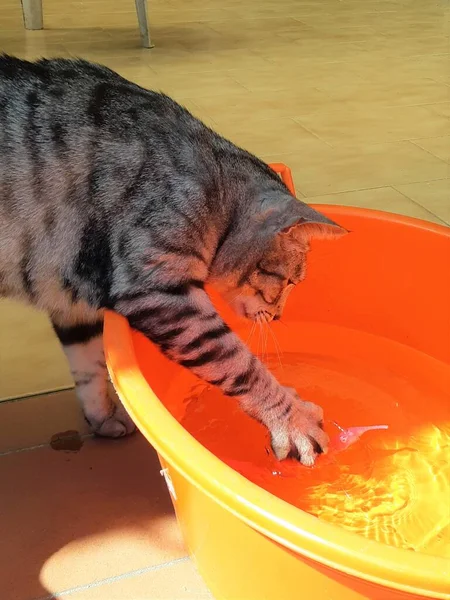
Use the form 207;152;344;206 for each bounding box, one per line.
104;166;450;600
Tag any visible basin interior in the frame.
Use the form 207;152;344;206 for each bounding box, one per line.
132;207;450;560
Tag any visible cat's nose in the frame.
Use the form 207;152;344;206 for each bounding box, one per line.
273;314;280;321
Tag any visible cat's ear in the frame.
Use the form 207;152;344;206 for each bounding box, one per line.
278;200;348;242
282;220;348;241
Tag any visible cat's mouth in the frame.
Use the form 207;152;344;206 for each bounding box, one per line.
242;306;275;323
255;310;275;324
229;295;276;323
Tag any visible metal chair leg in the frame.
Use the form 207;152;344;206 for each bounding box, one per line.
134;0;154;48
21;0;43;30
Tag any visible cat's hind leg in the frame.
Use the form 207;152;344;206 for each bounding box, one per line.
51;314;135;438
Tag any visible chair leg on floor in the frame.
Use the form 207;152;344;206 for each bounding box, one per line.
134;0;154;48
21;0;44;30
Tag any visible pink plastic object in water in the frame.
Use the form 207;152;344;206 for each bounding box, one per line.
329;423;389;453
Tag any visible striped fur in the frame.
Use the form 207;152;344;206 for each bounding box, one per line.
0;55;345;464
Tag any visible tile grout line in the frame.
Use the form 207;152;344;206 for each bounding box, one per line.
0;434;94;457
33;556;190;600
0;385;75;404
303;181;446;199
288;116;335;148
256;176;449;201
391;185;450;225
409;138;450;165
0;442;51;457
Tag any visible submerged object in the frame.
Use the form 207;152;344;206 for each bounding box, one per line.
329;422;389;453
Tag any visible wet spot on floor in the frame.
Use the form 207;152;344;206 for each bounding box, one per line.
50;430;83;452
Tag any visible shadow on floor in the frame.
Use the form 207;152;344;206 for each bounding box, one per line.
0;434;186;600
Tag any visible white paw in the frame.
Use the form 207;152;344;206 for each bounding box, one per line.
93;402;136;438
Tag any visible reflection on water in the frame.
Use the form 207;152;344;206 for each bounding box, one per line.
306;424;450;557
166;323;450;559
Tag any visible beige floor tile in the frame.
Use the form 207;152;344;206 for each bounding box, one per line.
316;0;408;14
0;39;68;57
63;36;151;54
118;47;213;70
0;389;90;454
65;47;154;61
146;23;230;53
428;102;450;119
149;71;248;98
316;78;450;109
427;66;450;86
345;35;450;58
299;12;382;27
47;13;144;32
193;88;336;125
254;39;369;62
0;299;72;401
93;53;161;71
394;180;450;224
0;32;72;60
147;48;272;76
392;55;449;85
207;16;312;36
264;142;449;196
338;54;450;86
294;106;450;145
65;559;212;599
371;19;448;39
412;136;450;164
148;8;235;24
227;63;364;94
59;28;121;43
215;117;331;156
1;16;23;29
309;186;447;224
282;24;379;43
0;434;186;600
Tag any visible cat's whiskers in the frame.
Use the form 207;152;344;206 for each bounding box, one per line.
255;314;264;364
256;312;271;366
246;321;257;349
228;290;243;303
254;315;260;360
268;324;284;372
263;320;269;365
277;318;289;329
258;320;265;364
259;321;267;365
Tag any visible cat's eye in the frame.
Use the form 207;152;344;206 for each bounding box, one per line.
258;264;285;281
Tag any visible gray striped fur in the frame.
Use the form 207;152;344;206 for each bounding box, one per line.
0;55;345;464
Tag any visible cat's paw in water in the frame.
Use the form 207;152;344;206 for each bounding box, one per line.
89;401;136;438
269;388;328;467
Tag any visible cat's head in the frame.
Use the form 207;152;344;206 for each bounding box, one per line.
210;192;347;323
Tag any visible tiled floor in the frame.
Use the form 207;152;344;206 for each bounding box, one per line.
0;392;212;600
0;0;449;597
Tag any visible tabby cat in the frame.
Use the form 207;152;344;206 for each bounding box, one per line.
0;55;346;466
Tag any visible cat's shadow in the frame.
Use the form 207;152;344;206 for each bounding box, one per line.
1;434;184;600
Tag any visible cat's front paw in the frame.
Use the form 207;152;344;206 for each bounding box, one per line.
90;401;136;438
269;388;328;466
